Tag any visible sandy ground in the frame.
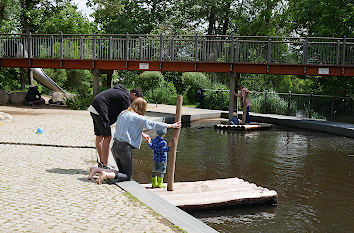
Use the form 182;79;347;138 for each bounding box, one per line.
0;105;180;232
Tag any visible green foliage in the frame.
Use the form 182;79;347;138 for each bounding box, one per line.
289;0;354;37
203;83;229;110
38;3;95;34
145;81;177;104
0;68;22;91
113;71;140;89
88;0;172;34
251;92;296;115
135;71;164;95
240;74;314;94
183;72;211;104
163;72;186;95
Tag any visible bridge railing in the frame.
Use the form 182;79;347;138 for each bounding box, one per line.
0;33;353;65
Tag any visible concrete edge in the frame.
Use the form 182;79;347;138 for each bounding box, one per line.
115;180;218;233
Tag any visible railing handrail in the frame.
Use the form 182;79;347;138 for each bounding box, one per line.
202;89;354;99
1;33;353;40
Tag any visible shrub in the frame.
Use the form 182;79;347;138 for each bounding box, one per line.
251;92;296;115
203;83;229;110
145;81;177;104
183;72;211;104
135;71;164;95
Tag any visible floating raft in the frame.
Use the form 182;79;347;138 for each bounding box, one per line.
142;178;277;210
214;123;272;131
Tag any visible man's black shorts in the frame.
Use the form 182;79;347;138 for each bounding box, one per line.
90;112;112;136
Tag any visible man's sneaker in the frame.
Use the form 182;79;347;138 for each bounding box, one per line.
98;162;103;168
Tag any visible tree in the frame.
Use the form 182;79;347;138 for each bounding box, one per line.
88;0;172;34
289;0;354;37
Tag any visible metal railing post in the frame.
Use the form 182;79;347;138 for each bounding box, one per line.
80;36;83;59
336;39;340;65
109;36;113;60
230;34;234;71
50;36;54;58
341;35;346;75
60;32;63;59
202;37;207;61
171;38;174;61
92;32;96;59
309;92;313;118
194;34;198;70
125;33;129;68
139;37;143;60
160;34;163;69
288;91;292;115
267;36;271;72
265;90;268;113
235;38;239;62
27;31;32;58
331;97;335;120
303;37;308;74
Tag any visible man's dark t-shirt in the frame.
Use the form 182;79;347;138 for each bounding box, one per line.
90;84;131;128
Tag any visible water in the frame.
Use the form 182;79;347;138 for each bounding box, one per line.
132;121;354;233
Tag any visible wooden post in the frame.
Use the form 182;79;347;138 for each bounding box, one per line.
242;92;247;124
167;95;183;191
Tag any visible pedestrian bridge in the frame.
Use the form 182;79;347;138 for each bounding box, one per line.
0;33;353;76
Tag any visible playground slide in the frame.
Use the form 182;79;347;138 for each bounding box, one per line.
32;68;65;93
15;43;65;93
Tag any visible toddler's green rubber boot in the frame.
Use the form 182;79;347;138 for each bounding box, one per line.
151;176;158;188
157;177;166;188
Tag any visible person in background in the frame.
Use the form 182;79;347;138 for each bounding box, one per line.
25;86;45;106
88;84;145;169
88;98;181;184
148;128;170;188
234;85;252;124
229;112;239;125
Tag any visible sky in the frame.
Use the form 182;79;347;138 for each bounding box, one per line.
72;0;94;21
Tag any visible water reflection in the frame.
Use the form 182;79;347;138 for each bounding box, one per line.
133;122;354;233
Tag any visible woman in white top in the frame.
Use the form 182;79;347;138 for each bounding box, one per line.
89;98;181;184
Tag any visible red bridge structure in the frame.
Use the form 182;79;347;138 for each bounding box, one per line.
1;33;353;116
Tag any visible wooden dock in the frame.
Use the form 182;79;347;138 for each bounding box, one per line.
214;123;272;131
142;178;277;210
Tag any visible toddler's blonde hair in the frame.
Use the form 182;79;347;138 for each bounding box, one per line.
128;97;147;116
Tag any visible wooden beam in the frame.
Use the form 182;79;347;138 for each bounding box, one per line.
167;95;183;191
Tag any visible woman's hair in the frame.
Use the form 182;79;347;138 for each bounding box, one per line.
128;97;147;115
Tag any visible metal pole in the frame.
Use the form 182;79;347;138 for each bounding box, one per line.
194;34;198;70
288;91;292;115
167;95;183;191
303;37;308;74
331;97;335;120
309;92;313;118
125;33;129;68
341;36;346;75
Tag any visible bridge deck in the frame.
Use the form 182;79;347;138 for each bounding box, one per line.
1;58;353;76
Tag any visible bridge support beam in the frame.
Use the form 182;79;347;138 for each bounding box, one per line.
228;72;240;120
92;69;99;96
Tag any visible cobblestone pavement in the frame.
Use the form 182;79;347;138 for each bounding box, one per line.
0;106;180;233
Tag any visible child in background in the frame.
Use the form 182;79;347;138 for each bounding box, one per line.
230;112;239;125
148;128;170;188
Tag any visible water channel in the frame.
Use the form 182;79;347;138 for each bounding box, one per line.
133;120;354;232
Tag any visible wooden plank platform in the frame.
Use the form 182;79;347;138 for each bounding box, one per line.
214;123;272;131
116;180;218;233
142;178;277;210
